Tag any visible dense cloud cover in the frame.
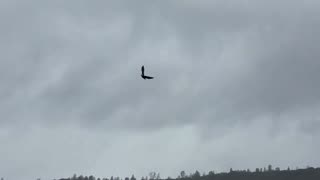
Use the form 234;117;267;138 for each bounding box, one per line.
0;0;320;180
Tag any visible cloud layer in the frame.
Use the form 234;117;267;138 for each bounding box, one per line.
1;0;320;180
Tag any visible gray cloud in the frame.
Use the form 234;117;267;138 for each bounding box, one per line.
1;0;320;179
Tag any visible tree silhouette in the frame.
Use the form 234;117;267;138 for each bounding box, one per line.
180;171;186;179
192;171;201;179
130;175;136;180
208;171;215;177
56;165;320;180
149;172;157;180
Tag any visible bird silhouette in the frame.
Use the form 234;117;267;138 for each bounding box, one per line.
141;65;154;80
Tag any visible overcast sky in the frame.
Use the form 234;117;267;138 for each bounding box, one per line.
1;0;320;180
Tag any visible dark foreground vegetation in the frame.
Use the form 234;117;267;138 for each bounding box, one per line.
55;166;320;180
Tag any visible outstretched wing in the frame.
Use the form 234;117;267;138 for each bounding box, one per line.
141;66;145;76
144;76;154;79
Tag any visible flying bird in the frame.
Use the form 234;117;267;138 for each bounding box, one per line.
141;65;154;80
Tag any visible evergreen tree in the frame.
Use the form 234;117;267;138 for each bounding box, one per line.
180;171;186;179
192;171;201;179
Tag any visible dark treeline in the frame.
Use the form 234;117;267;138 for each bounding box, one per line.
55;166;320;180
